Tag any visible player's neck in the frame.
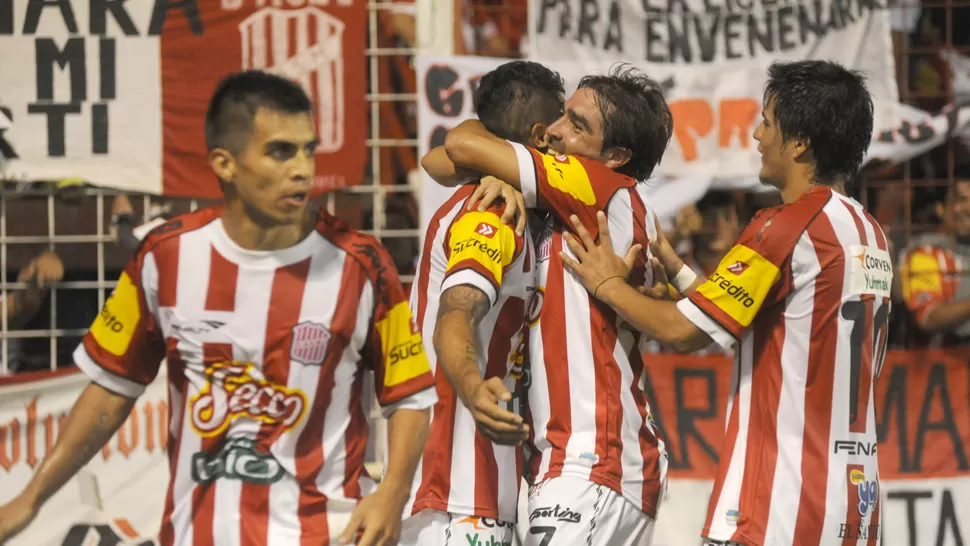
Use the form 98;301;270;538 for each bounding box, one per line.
220;205;313;252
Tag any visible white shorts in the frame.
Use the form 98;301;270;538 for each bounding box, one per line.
399;509;516;546
524;477;656;546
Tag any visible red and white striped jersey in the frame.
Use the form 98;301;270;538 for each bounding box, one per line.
407;184;535;522
507;142;668;518
677;187;892;545
74;207;436;546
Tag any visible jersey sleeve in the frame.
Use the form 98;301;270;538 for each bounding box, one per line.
362;244;437;417
901;246;948;325
676;206;807;349
440;203;522;306
74;251;166;398
508;141;636;235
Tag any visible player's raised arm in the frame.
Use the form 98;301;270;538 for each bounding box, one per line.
0;250;166;543
433;208;529;445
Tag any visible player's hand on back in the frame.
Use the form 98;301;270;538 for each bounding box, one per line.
560;211;641;300
467;176;527;236
466;377;529;445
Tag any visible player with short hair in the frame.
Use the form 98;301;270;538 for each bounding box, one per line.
423;64;673;545
400;60;565;546
0;70;435;546
559;60;890;546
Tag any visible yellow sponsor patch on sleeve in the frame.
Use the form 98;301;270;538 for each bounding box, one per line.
696;244;781;328
90;272;141;357
377;301;431;387
902;250;943;298
540;154;596;205
446;211;517;283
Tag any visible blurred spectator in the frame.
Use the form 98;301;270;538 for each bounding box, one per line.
683;191;742;279
110;194;172;255
899;174;970;345
2;250;64;374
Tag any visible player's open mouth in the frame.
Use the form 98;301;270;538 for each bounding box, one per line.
281;192;308;207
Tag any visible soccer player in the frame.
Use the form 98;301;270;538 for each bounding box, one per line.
423;65;673;545
559;60;891;546
400;60;564;546
0;71;435;546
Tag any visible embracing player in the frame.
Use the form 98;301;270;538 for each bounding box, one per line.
0;71;435;546
560;60;890;546
423;64;673;545
400;60;565;546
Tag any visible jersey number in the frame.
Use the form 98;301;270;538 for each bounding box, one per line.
840;299;890;427
529;526;557;546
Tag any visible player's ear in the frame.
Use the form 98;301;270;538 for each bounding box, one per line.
209;148;237;185
530;122;550;149
603;146;632;171
790;137;811;162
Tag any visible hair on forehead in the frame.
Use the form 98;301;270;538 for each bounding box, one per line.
205;70;313;155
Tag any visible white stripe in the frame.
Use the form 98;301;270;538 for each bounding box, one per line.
509;141;538;208
266;245;341;545
561;241;596;482
441;269;498;306
707;331;753;540
317;263;376;509
763;232;818;544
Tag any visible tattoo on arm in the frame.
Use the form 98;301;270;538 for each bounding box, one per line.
434;285;491;405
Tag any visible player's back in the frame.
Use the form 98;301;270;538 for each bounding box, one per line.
407;183;535;522
694;187;891;545
508;146;668;518
76;206;435;545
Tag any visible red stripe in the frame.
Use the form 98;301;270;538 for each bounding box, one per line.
205;246;238;311
540;234;571;479
412;376;459;514
627;189;663;514
626;339;662;517
792;214;844;545
158;339;188;546
731;299;786;545
155;238;180;308
193;342;234;546
295;256;367;545
239;259;312;546
588;297;622;490
343;370;367;501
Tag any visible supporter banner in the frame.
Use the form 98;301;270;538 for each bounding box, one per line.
2;350;966;545
526;0;898;175
0;367;169;546
864;101;970;172
0;0;366;197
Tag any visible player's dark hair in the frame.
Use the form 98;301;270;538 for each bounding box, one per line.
205;70;312;154
475;61;565;144
764;60;874;184
577;64;673;181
